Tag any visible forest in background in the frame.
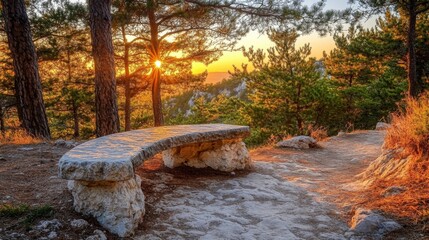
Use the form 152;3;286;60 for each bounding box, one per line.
0;0;429;147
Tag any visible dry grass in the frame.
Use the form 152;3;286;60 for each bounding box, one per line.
0;128;42;145
308;126;328;141
355;95;429;227
384;95;429;157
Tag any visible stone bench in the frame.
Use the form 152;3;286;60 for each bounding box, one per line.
58;124;251;237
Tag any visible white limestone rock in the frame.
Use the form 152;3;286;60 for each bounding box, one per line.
350;208;401;236
85;230;107;240
276;136;318;149
163;139;251;172
337;131;346;137
68;175;145;237
35;219;62;232
376;122;391;130
70;219;89;229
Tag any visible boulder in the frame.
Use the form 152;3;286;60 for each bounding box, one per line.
376;122;391;130
276;136;318;149
350;208;401;237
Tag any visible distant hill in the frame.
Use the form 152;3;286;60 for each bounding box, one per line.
166;76;246;117
205;72;230;85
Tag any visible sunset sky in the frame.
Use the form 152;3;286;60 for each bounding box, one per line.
192;0;376;74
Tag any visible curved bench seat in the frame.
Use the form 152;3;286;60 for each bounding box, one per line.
59;124;249;182
58;124;251;237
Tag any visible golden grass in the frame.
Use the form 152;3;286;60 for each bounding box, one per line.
308;126;328;141
355;95;429;226
0;128;42;145
384;95;429;157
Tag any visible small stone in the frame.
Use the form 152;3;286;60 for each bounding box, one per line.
70;219;89;229
382;186;406;197
18;147;34;151
350;208;401;236
36;219;62;232
47;231;57;239
54;139;66;146
85;230;107;240
337;131;346;136
376;122;391;130
0;156;6;161
7;232;28;239
64;141;78;148
276;136;318;149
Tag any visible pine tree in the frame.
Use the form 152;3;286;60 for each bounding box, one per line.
351;0;429;97
88;0;120;137
1;0;51;139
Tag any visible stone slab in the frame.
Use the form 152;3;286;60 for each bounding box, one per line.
59;124;250;181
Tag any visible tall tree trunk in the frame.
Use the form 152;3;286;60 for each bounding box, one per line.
1;0;51;139
152;69;164;126
148;0;164;126
121;25;132;131
407;0;420;98
88;0;120;137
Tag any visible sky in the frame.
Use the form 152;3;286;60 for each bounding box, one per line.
192;0;375;74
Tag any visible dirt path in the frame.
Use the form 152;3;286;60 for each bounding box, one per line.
134;130;385;239
1;130;386;239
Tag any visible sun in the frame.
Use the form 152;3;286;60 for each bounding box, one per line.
155;60;162;68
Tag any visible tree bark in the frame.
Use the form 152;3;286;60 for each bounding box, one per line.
148;0;164;126
88;0;120;136
407;0;421;98
1;0;51;139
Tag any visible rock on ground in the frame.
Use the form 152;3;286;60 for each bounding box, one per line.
355;150;412;188
35;219;62;232
85;230;107;240
276;136;318;149
382;186;406;197
350;208;401;238
375;122;391;130
70;219;89;229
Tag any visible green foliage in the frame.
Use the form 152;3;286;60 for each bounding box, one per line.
324;23;407;130
239;29;341;142
0;204;54;228
31;0;95;139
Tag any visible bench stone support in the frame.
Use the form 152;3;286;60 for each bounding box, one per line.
162;139;251;172
67;175;145;237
